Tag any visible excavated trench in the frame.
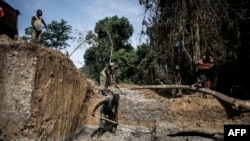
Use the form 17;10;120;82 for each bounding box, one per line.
75;83;250;141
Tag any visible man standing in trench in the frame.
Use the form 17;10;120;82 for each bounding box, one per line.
91;93;120;136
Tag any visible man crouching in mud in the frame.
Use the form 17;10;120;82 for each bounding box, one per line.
91;93;120;137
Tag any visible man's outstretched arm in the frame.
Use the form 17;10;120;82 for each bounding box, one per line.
91;99;106;116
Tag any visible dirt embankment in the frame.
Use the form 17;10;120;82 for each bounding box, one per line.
0;35;94;141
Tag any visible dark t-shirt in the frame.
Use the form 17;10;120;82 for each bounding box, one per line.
101;97;113;112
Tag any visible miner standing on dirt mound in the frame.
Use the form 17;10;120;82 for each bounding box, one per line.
31;9;46;43
91;93;120;136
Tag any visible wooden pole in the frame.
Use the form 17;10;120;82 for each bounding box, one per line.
129;85;250;111
95;115;154;133
95;115;137;130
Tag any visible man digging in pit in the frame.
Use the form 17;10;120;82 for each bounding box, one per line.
91;93;120;137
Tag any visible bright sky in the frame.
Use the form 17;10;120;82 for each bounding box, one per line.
6;0;146;68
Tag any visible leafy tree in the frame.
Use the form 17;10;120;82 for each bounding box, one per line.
42;19;74;49
81;45;101;81
112;49;138;83
20;27;33;42
82;16;136;82
94;15;134;63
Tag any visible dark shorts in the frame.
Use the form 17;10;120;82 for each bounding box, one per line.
99;110;115;128
101;110;115;119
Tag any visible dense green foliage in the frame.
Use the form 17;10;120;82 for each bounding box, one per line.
112;49;138;83
82;16;135;82
42;19;74;49
94;15;134;52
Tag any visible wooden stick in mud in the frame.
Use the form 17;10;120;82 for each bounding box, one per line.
95;115;135;130
95;115;154;133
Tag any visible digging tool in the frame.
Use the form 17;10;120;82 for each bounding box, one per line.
95;115;157;135
95;115;134;130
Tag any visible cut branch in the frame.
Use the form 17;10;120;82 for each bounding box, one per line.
69;41;85;57
106;30;113;64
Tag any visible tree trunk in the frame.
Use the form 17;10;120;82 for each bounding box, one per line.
129;85;250;111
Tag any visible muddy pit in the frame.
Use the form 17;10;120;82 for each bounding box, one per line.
75;83;250;141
